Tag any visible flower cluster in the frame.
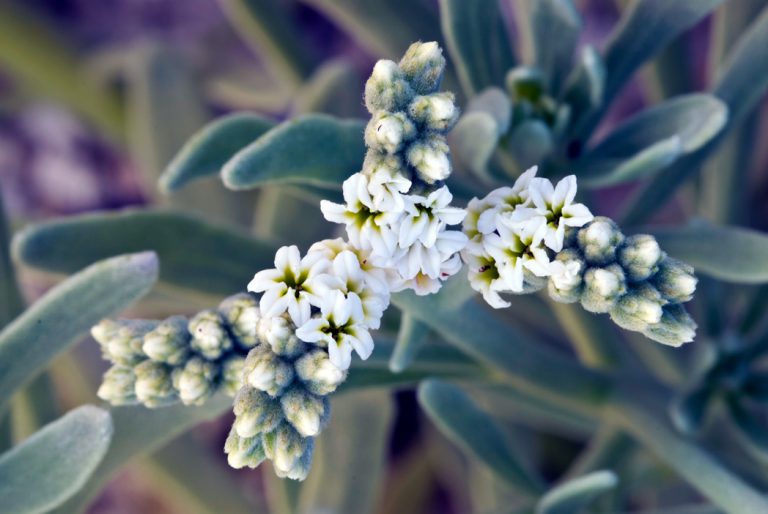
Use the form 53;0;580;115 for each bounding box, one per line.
463;168;697;346
92;293;261;407
321;41;467;296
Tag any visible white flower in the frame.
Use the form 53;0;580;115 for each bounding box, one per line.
307;238;395;293
463;195;497;242
476;166;538;235
549;259;582;291
393;229;467;280
464;242;510;308
396;248;465;296
247;245;329;326
400;186;466;248
528;175;593;252
484;216;550;293
295;291;374;370
365;154;411;212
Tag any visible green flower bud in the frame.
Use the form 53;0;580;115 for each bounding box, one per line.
224;427;266;469
548;249;585;304
295;349;347;396
219;293;261;349
92;319;156;366
188;310;234;360
406;134;451;184
610;283;665;332
280;387;330;437
408;92;458;132
275;438;314;481
233;387;283;437
221;354;246;396
618;234;665;282
257;316;306;358
97;365;137;405
176;357;219;405
243;345;294;397
364;111;416;154
271;422;313;480
506;67;546;104
577;217;625;265
399;41;445;94
642;304;697;347
651;258;697;303
134;360;177;408
364;59;414;113
142;315;190;365
580;264;627;313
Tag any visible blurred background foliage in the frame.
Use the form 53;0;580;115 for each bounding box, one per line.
2;0;768;513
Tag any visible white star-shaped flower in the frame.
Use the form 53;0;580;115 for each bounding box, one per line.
464;242;511;308
307;238;395;293
400;186;466;248
476;166;538;234
549;259;583;290
392;229;467;280
484;216;550;293
365;154;411;212
528;175;593;252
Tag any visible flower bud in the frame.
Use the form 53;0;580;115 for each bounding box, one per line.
219;293;261;349
92;319;156;366
651;258;697;303
364;59;414;113
224;427;266;469
142;316;190;365
275;439;314;481
548;249;585;304
399;41;445;94
406;134;451;184
577;217;625;265
221;354;246;396
97;365;137;405
188;310;234;360
364;111;416;154
610;283;665;332
233;387;283;437
408;92;458;132
280;387;330;437
270;423;313;479
243;345;294;397
257;316;306;358
362;150;406;178
134;360;177;408
618;234;664;282
176;356;218;405
642;304;697;347
580;264;627;313
294;349;347;395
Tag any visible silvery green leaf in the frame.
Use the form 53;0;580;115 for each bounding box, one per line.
602;0;725;99
561;46;605;128
0;252;158;411
389;313;431;373
160;113;275;193
580;136;682;188
419;379;544;494
649;223;768;284
727;397;768;463
535;470;618;514
12;210;276;297
0;406;112;514
439;0;516;95
530;0;581;93
669;383;716;435
449;111;500;181
222;115;365;190
291;59;363;118
467;87;512;134
50;395;232;514
505;119;554;171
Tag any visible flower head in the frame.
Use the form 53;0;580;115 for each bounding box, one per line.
528;175;593;252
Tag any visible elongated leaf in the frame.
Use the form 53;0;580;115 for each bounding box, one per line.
536;470;618;514
670;383;716;435
292;59;363;118
50;396;231;514
602;0;725;99
390;313;431;373
0;192;23;328
418;379;544;495
0;406;112;514
530;0;581;93
580;136;682;188
222;115;365;190
649;223;768;284
449;112;501;181
160;113;275;192
12;209;276;297
0;252;158;411
562;46;605;126
439;0;515;95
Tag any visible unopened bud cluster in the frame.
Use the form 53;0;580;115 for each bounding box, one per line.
93;293;262;407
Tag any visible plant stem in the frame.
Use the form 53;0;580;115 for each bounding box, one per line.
547;299;621;370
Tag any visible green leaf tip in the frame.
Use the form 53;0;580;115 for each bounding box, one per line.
535;470;618;514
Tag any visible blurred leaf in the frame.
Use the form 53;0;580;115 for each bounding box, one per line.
297;390;393;514
418;379;544;495
649;223;768;284
547;301;620;369
562;46;605;129
10;373;60;443
580;137;682;188
535;470;618;514
530;0;581;93
450;112;502;181
603;0;725;100
726;397;768;462
222;115;365;190
50;396;232;514
0;193;23;327
439;0;516;95
505;119;554;171
160;113;275;193
207;74;294;113
12;209;276;297
389;313;432;373
264;471;302;514
0;252;158;412
216;0;312;85
669;383;716;435
0;405;112;514
292;59;363;118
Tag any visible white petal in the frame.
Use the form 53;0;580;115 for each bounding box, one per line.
296;318;329;342
247;269;283;292
328;340;352;370
260;286;290;317
320;200;348;224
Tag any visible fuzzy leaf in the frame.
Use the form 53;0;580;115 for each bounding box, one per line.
449;112;500;182
292;59;363;118
222;115;366;190
530;0;581;93
580;136;682;188
506;119;554;171
0;252;158;411
12;209;276;297
535;470;618;514
418;379;544;494
563;46;605;115
439;0;516;95
0;406;112;514
650;223;768;284
389;313;432;373
160;113;275;192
